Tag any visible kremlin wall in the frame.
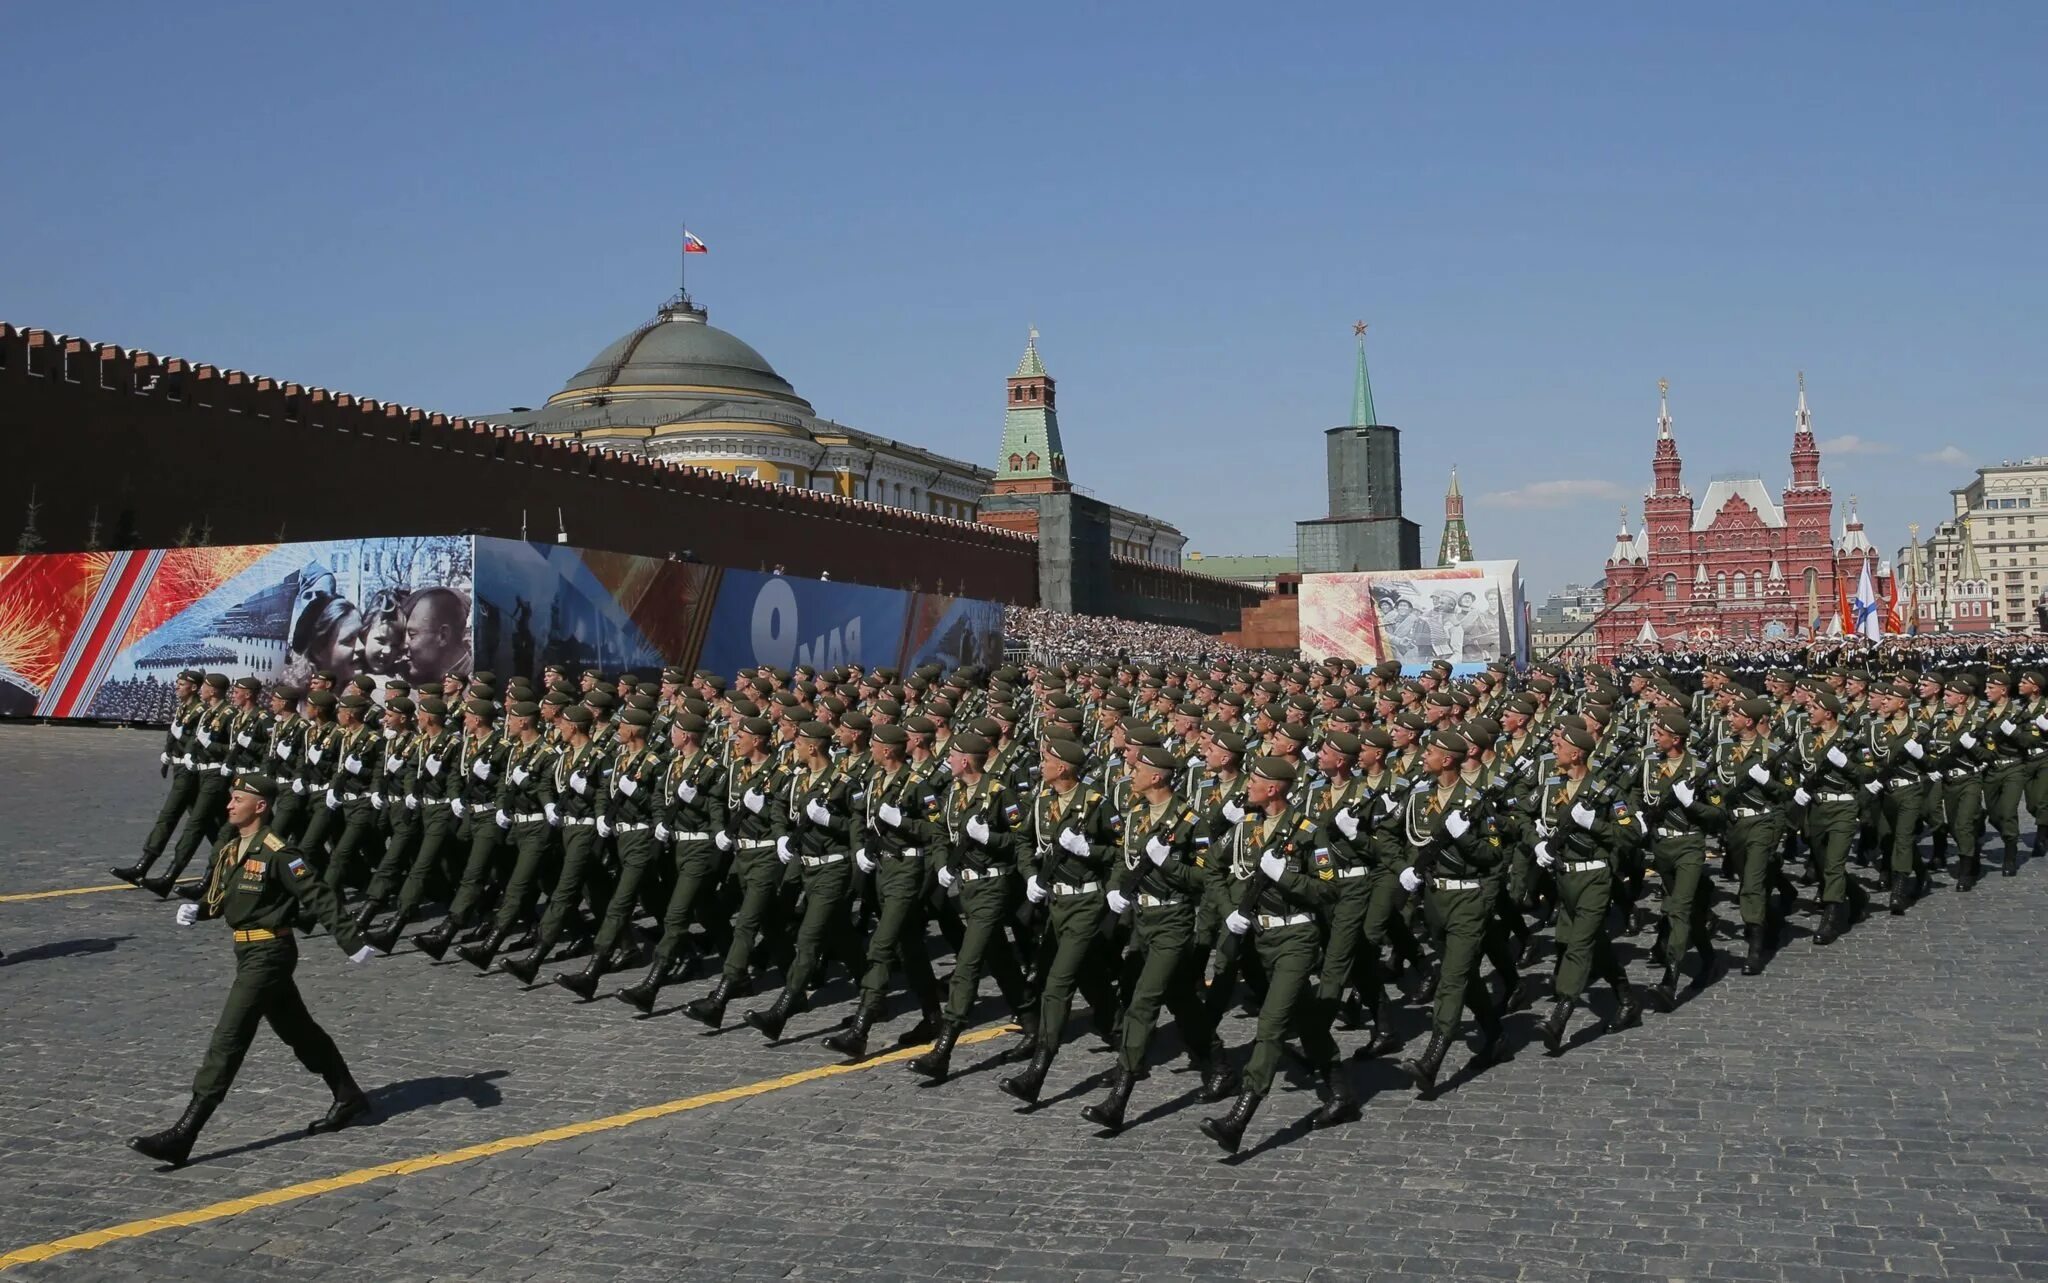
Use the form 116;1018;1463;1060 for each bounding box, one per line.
0;320;1257;632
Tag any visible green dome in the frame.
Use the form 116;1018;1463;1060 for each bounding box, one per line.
558;300;804;404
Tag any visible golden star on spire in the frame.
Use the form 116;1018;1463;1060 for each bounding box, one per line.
1353;320;1368;337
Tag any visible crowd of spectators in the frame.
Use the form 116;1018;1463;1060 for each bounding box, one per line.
82;676;180;723
1002;605;1242;666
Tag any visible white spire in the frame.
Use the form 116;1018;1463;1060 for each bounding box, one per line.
1608;508;1636;563
1795;370;1811;436
1657;377;1673;439
1694;562;1708;582
1768;557;1784;581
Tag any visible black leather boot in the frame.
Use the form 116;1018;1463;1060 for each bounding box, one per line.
1199;1089;1263;1153
499;930;557;979
1889;880;1910;915
1310;1066;1360;1130
2003;838;2020;877
139;873;179;899
1519;932;1550;968
895;1002;943;1048
457;926;513;971
1540;999;1572;1055
1607;980;1643;1032
1400;1031;1451;1099
1741;925;1765;976
1958;853;1979;891
364;911;409;956
550;950;606;998
906;1021;962;1081
176;880;205;901
1414;959;1442;1005
684;976;737;1028
1646;968;1679;1013
999;1044;1057;1105
1814;901;1845;945
1002;1013;1040;1063
111;857;154;886
615;956;669;1015
743;986;805;1041
308;1070;371;1134
823;1001;880;1061
412;918;460;962
350;898;383;938
127;1096;217;1167
1470;1018;1513;1070
1357;998;1401;1058
1196;1045;1241;1103
1080;1064;1137;1130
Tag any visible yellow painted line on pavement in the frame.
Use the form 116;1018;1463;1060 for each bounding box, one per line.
0;1022;1019;1271
0;883;130;904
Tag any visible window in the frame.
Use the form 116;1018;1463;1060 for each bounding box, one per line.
1009;453;1023;472
1026;452;1039;470
1663;573;1678;601
1754;571;1765;597
1716;571;1727;599
734;465;759;480
1733;574;1747;600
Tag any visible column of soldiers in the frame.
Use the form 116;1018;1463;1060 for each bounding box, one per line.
121;648;2048;1160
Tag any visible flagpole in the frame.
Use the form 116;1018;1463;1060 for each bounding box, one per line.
680;221;687;298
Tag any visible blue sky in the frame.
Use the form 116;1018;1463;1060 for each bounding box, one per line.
7;2;2044;594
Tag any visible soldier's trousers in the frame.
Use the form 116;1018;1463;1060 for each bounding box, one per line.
1982;763;2025;849
270;788;308;845
719;845;785;986
1196;880;1268;1022
165;771;230;881
1115;902;1216;1075
857;854;941;1014
535;822;612;948
1242;921;1340;1096
363;811;421;904
2027;757;2048;844
942;873;1030;1027
1360;865;1425;972
1650;835;1712;973
316;799;380;897
1313;875;1385;1008
1027;886;1111;1051
1919;778;1946;861
1727;814;1781;928
1550;865;1624;1002
486;820;558;936
780;857;863;997
141;768;198;863
191;937;349;1112
1881;784;1923;879
594;828;675;963
1945;776;1984;866
391;806;460;918
1804;800;1865;911
445;817;506;925
1423;880;1499;1040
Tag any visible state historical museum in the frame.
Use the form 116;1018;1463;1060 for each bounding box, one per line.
1595;378;1888;657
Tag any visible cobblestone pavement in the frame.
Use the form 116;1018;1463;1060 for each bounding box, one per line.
2;724;2045;1281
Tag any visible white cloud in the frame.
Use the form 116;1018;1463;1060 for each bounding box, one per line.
1817;434;1896;456
1479;478;1633;509
1918;444;1970;467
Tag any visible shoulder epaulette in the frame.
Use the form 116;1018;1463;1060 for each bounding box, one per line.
262;832;284;851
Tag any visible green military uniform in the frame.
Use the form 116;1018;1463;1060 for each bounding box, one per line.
690;737;791;1025
1795;708;1873;941
610;721;729;1010
122;674;206;885
1534;749;1644;1051
157;688;236;890
745;727;867;1039
1633;725;1721;1002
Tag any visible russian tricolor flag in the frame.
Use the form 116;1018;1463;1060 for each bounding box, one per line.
683;230;708;254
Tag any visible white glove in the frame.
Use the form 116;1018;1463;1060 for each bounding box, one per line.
1960;732;1977;749
196;729;212;748
597;815;613;838
1902;739;1924;760
1793;788;1811;807
967;816;991;845
1258;850;1288;880
544;802;560;827
325;789;340;811
175;903;199;927
173;723;187;740
451;797;466;818
805;798;833;825
655;822;670;843
1025;874;1047;903
1221;799;1246;823
422;753;437;775
570;771;589;796
347;945;378;965
1106;888;1130;914
472;759;491;781
744;788;766;814
510;766;528;786
1826;746;1849;768
1535;841;1555;869
1748;763;1770;785
1381;792;1402;814
371;794;386;811
1334;807;1360;840
1059;827;1090;856
1445;810;1470;839
291;778;306;796
1864;780;1883;795
1672;780;1695;808
2034;714;2048;732
496;809;511;829
345;756;365;775
2000;719;2018;736
383;754;401;773
1571;801;1597;831
714;831;732;852
937;864;956;889
276;742;293;762
1145;835;1171;866
878;801;904;828
1399;866;1423;892
1224;909;1250;935
679;781;697;803
405;794;418;811
856;849;876;874
777;835;794;864
308;746;323;765
618;777;638;797
238;732;253;748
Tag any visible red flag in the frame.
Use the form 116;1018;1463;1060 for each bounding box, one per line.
1883;574;1902;635
1837;574;1853;635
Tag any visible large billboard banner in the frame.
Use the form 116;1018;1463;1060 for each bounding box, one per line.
471;538;716;681
697;570;1004;677
1299;561;1527;674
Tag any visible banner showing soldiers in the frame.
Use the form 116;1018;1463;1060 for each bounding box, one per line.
1299;562;1528;672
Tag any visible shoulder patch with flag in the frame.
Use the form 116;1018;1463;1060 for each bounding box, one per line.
287;856;312;878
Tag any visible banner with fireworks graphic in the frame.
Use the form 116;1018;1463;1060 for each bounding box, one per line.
0;537;473;722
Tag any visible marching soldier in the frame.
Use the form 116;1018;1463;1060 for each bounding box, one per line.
116;669;208;887
1530;720;1644;1055
142;673;236;898
609;711;729;1009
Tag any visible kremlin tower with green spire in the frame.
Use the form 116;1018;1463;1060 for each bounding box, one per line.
1295;322;1421;573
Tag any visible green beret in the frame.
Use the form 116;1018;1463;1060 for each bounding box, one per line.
1251;755;1297;783
338;693;372;711
1212;730;1248;757
873;724;910;747
1984;669;2012;689
384;678;411;695
1044;737;1088;766
1734;697;1774;721
508;700;540;719
561;704;593;727
1321;732;1362;756
1371;660;1402;681
462;697;497;719
1507;694;1539;717
385;696;415;716
1463;717;1501;747
470;671;498;686
1358;726;1394;751
1555;723;1597;752
903;716;937;736
1393;712;1426;733
203;672;231;691
793;719;830;741
673;711;709;734
841;711;872;733
269;684;303;703
177;668;204;684
233;676;262;692
739;717;775;738
949;731;992;757
307;690;338;710
1136;745;1179;771
229;773;278;800
1653;708;1690;737
1813;691;1844;715
1270;720;1309;744
1124;723;1165;747
1429;730;1471;756
414;695;445;718
619;708;654;727
586;690;618;711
